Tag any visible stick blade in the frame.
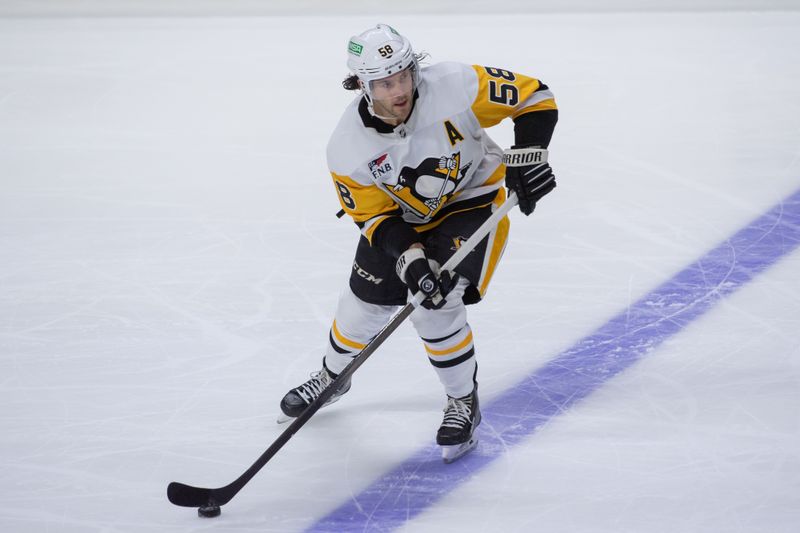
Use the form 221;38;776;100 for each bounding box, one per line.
167;481;213;507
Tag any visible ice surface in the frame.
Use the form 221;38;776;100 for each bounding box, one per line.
1;10;799;533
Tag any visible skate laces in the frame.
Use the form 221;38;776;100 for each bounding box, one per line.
441;395;473;429
294;369;333;404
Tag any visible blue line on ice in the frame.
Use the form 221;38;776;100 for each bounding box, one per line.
308;187;800;532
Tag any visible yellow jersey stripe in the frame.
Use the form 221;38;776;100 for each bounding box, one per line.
362;215;392;244
412;199;495;234
331;171;399;224
482;162;506;187
478;191;510;296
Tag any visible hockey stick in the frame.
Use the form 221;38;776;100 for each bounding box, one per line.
167;191;519;511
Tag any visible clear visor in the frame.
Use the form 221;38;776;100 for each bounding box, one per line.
366;65;417;100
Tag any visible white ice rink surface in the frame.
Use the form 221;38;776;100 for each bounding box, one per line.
1;10;799;533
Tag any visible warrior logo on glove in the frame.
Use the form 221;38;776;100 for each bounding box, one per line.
503;146;556;216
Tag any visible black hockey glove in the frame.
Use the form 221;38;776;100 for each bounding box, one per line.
503;146;556;216
396;247;458;310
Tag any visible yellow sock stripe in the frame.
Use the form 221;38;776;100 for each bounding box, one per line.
332;320;366;350
425;331;474;357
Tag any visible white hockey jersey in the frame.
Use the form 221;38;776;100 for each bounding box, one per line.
327;61;556;244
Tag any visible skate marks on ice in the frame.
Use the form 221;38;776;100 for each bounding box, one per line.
307;186;800;532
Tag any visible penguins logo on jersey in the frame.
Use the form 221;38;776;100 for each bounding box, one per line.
385;151;473;218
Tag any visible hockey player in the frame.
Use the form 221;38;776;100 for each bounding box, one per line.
279;24;558;462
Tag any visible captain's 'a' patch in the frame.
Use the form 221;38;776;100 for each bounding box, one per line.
444;120;464;147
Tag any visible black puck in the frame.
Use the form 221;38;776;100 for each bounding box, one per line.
198;504;221;518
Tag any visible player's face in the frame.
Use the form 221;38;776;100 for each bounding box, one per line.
369;68;414;124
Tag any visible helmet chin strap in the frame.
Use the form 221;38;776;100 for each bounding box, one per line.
362;90;405;124
366;98;402;123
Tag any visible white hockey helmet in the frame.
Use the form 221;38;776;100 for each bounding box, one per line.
346;24;419;101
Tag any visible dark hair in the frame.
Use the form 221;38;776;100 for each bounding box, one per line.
342;74;360;91
341;52;429;92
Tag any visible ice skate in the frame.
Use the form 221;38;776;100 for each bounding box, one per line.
277;361;351;423
437;386;481;463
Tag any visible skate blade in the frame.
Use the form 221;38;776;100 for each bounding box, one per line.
441;436;478;464
276;412;294;424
